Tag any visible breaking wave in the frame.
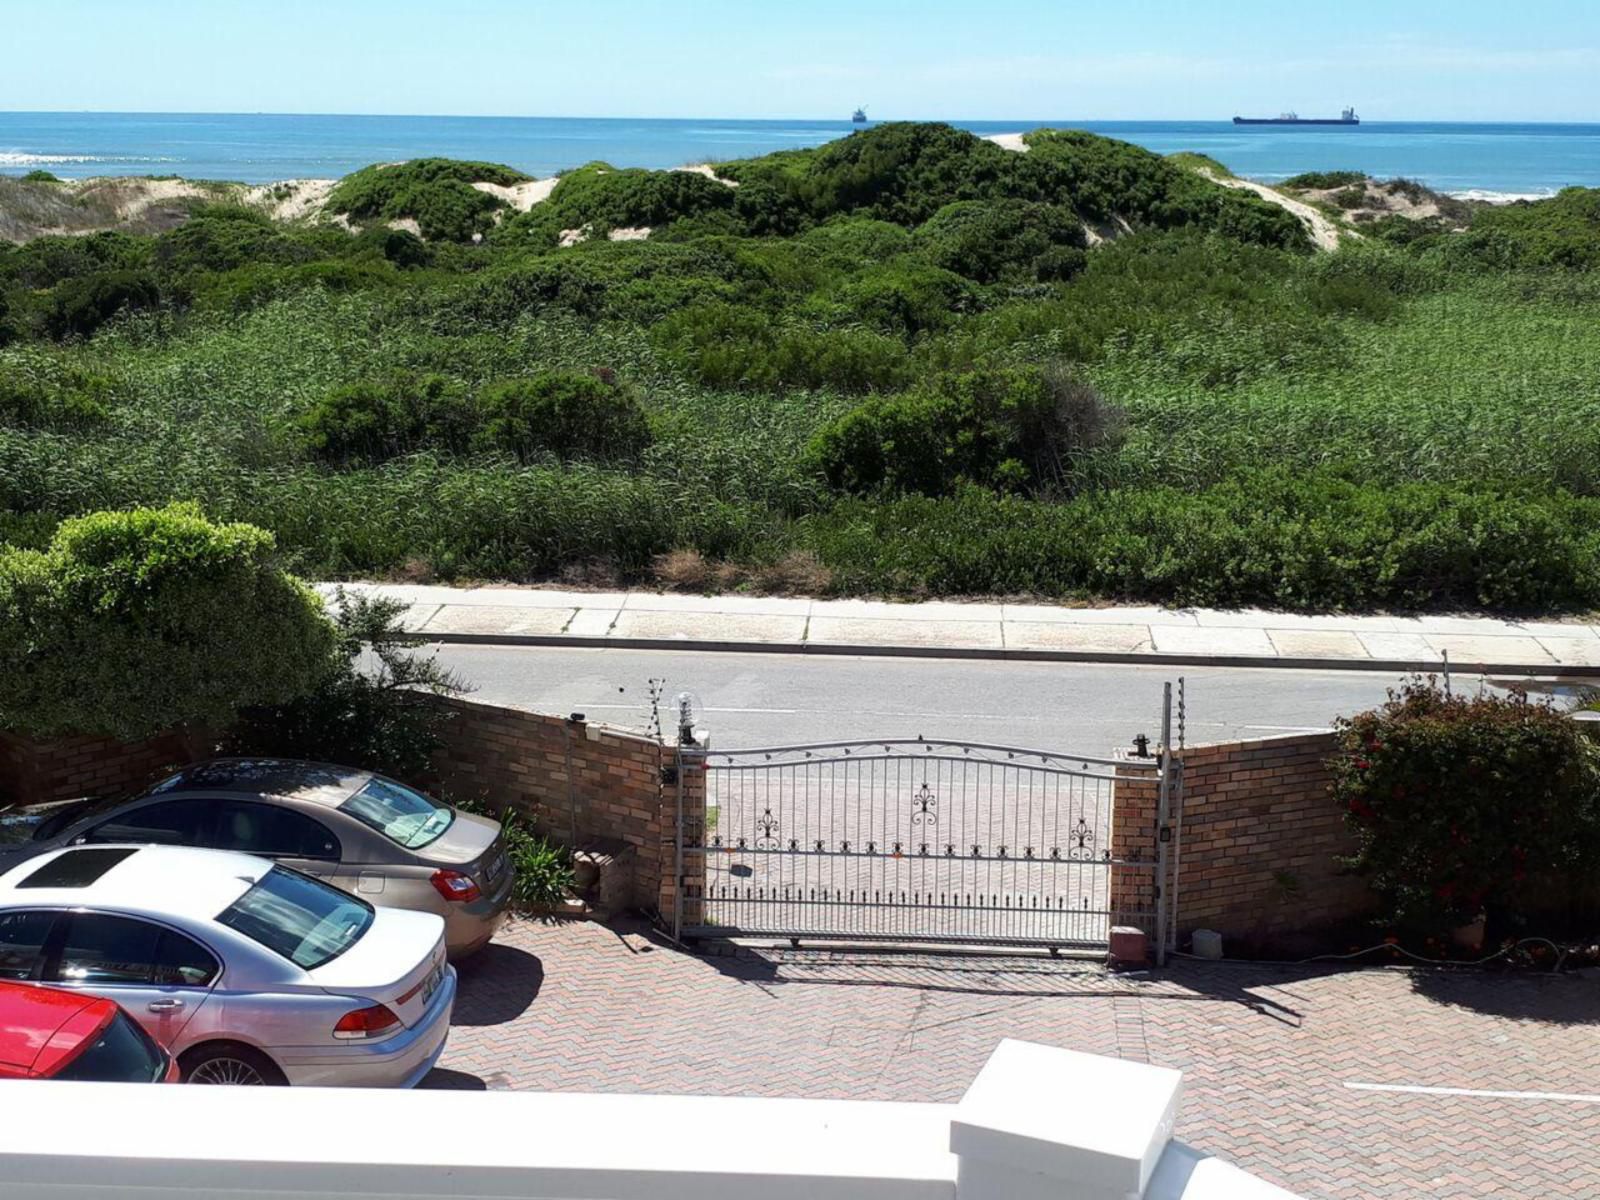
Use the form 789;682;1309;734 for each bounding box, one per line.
1447;187;1559;204
0;151;181;166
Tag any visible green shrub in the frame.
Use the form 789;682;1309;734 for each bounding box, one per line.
801;473;1600;610
43;270;161;340
0;502;336;739
0;365;115;430
1331;680;1600;937
327;158;529;242
497;163;735;246
297;373;474;463
913;199;1087;283
233;589;466;780
21;170;61;184
810;363;1120;496
654;301;911;391
453;796;575;907
154;205;308;274
1279;170;1367;190
827;260;983;334
1449;187;1600;269
1;231;150;290
477;371;651;463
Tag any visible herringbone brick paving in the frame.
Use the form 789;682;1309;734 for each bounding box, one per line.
428;917;1600;1199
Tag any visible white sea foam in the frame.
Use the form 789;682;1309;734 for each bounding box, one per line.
0;151;180;166
1447;187;1559;204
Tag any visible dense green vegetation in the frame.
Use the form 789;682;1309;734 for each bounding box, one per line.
1333;680;1600;938
0;503;334;739
327;158;530;241
2;122;1599;612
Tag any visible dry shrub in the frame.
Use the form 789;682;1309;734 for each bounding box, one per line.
557;559;621;589
754;551;833;596
396;555;436;584
652;548;712;591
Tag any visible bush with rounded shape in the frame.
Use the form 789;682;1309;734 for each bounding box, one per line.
297;373;473;463
477;371;651;463
827;260;982;335
914;199;1087;283
0;503;337;740
1331;680;1600;938
810;362;1120;496
43;270;160;340
327;159;529;243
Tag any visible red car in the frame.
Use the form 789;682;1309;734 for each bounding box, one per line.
0;981;178;1082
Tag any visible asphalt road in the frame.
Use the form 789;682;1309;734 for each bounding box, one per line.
422;644;1533;753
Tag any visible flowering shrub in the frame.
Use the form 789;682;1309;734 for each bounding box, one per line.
1331;680;1600;936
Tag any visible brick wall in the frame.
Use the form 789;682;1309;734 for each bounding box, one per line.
422;695;690;914
1163;731;1373;945
0;728;209;808
1109;759;1160;929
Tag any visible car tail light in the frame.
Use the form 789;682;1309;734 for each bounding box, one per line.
333;1003;401;1040
430;869;481;903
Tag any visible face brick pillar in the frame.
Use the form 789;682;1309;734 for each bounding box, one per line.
659;742;708;935
1110;758;1160;934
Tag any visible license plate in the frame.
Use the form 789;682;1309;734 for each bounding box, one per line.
420;961;444;1006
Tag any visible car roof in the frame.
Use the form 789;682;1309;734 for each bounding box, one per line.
0;844;272;918
144;758;371;809
0;981;114;1073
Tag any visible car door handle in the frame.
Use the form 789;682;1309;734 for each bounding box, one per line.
148;998;186;1012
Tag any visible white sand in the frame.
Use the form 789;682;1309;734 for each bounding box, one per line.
471;177;560;211
244;178;337;222
986;133;1029;153
673;164;739;188
1200;171;1346;251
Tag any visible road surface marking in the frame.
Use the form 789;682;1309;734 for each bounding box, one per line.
1345;1081;1600;1105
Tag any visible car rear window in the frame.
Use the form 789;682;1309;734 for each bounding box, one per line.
339;778;453;850
54;1010;167;1083
215;866;373;971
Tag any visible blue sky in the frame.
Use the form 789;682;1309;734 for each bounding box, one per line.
5;0;1595;121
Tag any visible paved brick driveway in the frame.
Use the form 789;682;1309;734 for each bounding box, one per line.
428;917;1600;1200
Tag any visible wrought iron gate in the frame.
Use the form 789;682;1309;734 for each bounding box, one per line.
675;736;1171;953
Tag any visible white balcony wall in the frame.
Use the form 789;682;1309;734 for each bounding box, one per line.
0;1040;1300;1200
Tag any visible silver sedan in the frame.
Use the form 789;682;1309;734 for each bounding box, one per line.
0;844;455;1086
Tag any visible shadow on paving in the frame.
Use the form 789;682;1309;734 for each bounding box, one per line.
449;941;545;1026
678;937;1354;1026
1408;968;1598;1024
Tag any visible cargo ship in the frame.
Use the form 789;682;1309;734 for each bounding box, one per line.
1234;107;1359;126
852;106;868;124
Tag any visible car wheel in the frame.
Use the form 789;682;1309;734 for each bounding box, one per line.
179;1042;287;1086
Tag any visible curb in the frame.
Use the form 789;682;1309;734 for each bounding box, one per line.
413;631;1600;677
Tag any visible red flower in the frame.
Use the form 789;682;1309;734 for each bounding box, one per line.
1354;758;1371;770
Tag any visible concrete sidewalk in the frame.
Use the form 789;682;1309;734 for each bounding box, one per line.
317;582;1600;674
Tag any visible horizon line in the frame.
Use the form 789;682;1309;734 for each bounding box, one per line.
2;108;1598;126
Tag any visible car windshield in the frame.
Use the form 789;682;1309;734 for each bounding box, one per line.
216;866;373;971
339;778;453;850
54;1010;167;1083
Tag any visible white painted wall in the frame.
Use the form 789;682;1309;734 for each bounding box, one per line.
0;1040;1301;1200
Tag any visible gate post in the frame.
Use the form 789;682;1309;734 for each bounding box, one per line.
1153;683;1173;967
664;737;708;942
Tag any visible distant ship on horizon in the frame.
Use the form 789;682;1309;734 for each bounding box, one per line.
851;106;868;124
1234;107;1360;126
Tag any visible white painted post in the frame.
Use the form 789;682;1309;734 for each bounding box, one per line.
949;1040;1303;1200
950;1040;1181;1200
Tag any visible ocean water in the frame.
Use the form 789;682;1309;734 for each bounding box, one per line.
1;112;1596;199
